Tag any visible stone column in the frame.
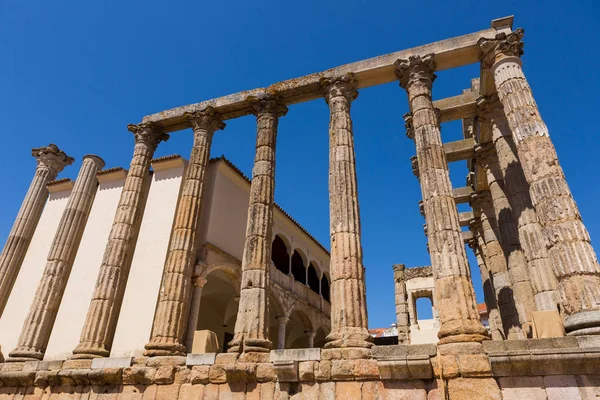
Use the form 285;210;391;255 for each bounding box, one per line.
471;193;523;339
392;264;410;344
9;155;105;361
0;144;73;318
145;108;224;357
277;317;288;350
467;230;504;341
396;55;487;344
228;96;287;356
407;291;417;328
479;95;559;312
475;144;536;336
184;276;208;352
306;331;315;348
320;74;372;356
480;29;600;335
72;123;168;358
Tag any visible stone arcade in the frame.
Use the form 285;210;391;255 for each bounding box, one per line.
0;15;599;400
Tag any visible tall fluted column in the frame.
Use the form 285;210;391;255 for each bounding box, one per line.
0;144;73;318
393;264;410;344
73;123;168;358
475;144;535;336
479;95;559;312
184;276;207;352
145;108;224;357
277;317;288;350
321;74;372;355
471;193;523;339
396;55;487;344
228;97;286;355
480;29;600;335
9;155;105;361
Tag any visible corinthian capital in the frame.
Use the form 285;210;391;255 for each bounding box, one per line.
184;107;226;132
478;28;524;69
249;95;288;118
320;73;358;104
127;122;170;150
395;54;436;90
32;144;75;177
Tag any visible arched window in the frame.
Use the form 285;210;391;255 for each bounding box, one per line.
291;250;306;284
271;235;289;274
321;274;330;302
307;263;320;293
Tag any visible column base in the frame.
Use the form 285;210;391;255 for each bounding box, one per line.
565;310;600;336
71;343;110;359
437;319;489;345
227;334;272;354
144;339;186;357
7;346;44;362
324;327;373;356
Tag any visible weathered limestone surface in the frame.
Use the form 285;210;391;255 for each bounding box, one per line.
73;123;168;358
471;193;523;339
479;95;559;312
228;97;287;355
184;276;207;351
145;108;224;357
393;264;410;344
480;29;600;335
321;75;372;355
0;144;73;319
397;55;487;345
8;155;105;361
475;145;536;336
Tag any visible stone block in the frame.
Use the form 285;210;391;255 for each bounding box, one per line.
373;345;408;360
331;360;354;381
408;344;437;357
208;365;227;384
340;348;372;360
22;361;41;372
376;379;427;399
61;359;92;370
320;348;342;360
117;384;146;400
299;361;316;382
256;363;276;382
457;353;492;377
482;340;506;354
154;366;174;384
122;367;156;385
406;355;433;379
215;353;239;365
577;336;600;349
146;356;186;367
219;382;247;399
190;365;210;385
544;375;582;400
319;381;336;400
576;375;600;400
174;366;190;384
273;361;298;382
223;362;257;383
259;382;276;400
177;383;205;400
447;378;502;400
438;355;459;379
551;336;578;349
202;383;220;399
378;359;409;380
239;352;270;363
335;381;362;398
91;357;132;369
269;348;320;363
315;360;332;382
498;376;547;400
186;353;216;366
1;362;24;372
37;360;63;371
353;359;378;381
155;383;181;399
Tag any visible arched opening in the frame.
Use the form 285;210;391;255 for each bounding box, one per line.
321;274;330;302
291;250;306;284
272;235;290;274
268;294;285;349
307;263;320;293
314;327;328;348
286;309;313;349
416;297;433;320
195;270;238;353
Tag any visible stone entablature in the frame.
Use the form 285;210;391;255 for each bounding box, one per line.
404;266;432;281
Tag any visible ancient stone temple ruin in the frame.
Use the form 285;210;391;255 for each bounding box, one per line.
0;15;599;399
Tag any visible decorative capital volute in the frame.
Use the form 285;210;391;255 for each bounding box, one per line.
320;73;359;104
249;95;288;118
184;107;226;133
478;28;524;69
395;54;437;90
127;122;170;151
403;112;414;140
32;144;75;177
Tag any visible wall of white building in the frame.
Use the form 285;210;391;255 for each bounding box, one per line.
0;183;72;357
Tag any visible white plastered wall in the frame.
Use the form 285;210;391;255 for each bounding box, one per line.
111;159;186;357
0;185;72;357
45;174;126;360
405;276;439;345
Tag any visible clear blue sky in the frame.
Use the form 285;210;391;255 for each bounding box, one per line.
1;1;599;329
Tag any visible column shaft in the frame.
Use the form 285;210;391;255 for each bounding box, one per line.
480;29;600;334
228;97;286;355
72;123;168;358
396;55;487;344
9;155;105;361
145;108;223;357
321;74;372;354
393;264;410;344
0;145;73;318
184;277;207;352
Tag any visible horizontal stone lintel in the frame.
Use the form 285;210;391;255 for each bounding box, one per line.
444;137;476;162
434;91;478;123
461;230;474;243
459;211;474;227
142;20;514;132
453;186;474;204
